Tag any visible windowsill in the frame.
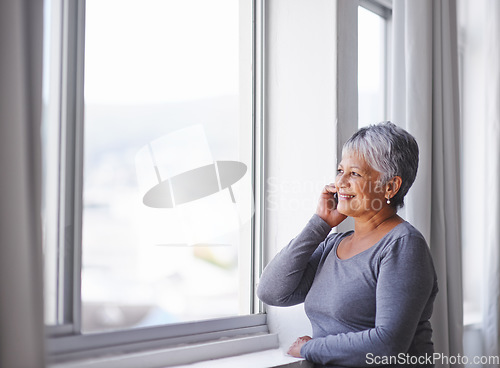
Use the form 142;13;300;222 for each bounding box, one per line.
49;333;313;368
168;349;312;368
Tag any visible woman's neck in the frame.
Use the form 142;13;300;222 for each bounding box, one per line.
353;209;402;238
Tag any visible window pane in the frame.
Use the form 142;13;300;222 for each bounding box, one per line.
42;0;62;326
358;6;386;128
82;0;254;333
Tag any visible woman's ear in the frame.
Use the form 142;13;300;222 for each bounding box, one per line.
386;176;402;198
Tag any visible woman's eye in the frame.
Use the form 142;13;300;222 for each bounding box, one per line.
337;169;343;175
351;172;361;177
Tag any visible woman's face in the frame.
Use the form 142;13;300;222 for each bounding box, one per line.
335;152;387;218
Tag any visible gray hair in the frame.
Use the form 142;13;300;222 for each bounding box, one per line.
342;121;419;209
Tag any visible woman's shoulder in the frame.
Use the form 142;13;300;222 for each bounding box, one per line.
392;220;426;239
393;221;427;244
379;221;431;258
377;221;438;292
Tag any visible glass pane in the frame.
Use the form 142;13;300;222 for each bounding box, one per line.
82;0;254;333
358;6;386;128
42;0;62;326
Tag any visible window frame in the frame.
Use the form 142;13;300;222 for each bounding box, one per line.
358;0;392;123
46;0;271;364
358;0;391;19
44;0;85;336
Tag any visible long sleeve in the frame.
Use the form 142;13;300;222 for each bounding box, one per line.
257;214;333;307
300;232;438;367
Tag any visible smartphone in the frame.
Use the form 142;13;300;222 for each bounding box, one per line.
333;192;338;207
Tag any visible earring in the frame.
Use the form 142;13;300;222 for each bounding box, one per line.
386;197;391;205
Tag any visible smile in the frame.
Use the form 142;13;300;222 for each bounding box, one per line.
339;194;355;200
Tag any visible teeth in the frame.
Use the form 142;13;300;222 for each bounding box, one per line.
340;194;355;199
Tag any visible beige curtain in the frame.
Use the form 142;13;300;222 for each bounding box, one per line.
391;1;463;367
0;1;45;367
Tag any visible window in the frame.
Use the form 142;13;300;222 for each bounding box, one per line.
457;0;484;327
81;0;254;333
358;0;391;128
43;0;267;363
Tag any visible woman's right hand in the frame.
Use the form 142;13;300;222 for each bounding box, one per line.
316;184;347;228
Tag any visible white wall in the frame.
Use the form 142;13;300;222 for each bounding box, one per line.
263;0;337;351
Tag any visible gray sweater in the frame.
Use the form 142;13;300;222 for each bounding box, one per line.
257;215;438;368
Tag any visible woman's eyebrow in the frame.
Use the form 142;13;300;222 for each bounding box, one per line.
338;164;367;173
339;164;363;171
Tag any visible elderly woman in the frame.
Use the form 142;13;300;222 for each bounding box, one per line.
257;122;438;368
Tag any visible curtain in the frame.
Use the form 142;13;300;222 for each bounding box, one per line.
391;1;463;367
0;1;45;367
483;0;500;364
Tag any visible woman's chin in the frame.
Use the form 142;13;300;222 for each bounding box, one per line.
337;200;363;217
336;204;350;216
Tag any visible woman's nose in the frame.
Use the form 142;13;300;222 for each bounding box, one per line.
336;173;349;188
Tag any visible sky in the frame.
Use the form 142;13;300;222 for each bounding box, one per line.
84;0;240;104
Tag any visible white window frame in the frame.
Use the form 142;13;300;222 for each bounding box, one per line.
45;0;272;366
358;0;393;123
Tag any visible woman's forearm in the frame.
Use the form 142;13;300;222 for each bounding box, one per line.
256;214;332;306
